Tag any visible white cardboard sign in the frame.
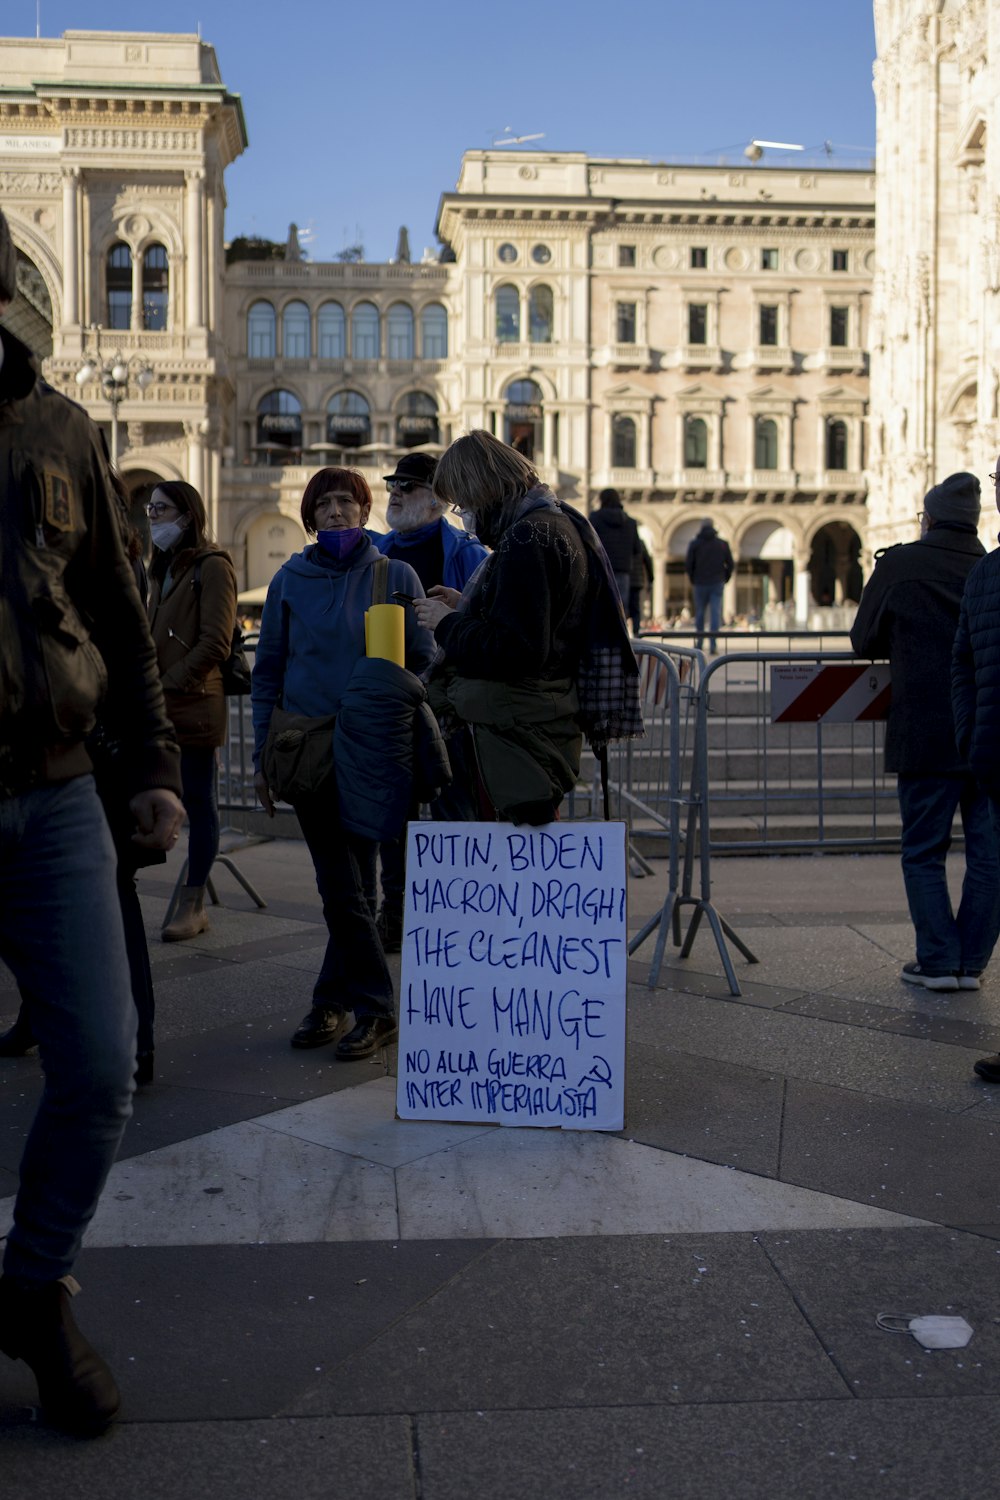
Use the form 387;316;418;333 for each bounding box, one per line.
395;821;628;1131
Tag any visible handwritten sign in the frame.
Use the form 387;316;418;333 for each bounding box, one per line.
395;821;627;1131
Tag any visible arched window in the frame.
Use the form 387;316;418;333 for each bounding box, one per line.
396;392;439;448
387;303;414;360
612;415;637;469
317;302;346;359
684;416;708;468
282;301;311;359
256;389;302;461
107;242;132;330
351;302;380;359
421;303;448;359
504;378;543;460
528;285;554;344
495;284;520;344
326;390;371;448
141;243;168;331
825;418;848;471
247;301;276;359
754;417;778;470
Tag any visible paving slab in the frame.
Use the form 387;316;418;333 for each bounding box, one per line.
760;1227;1000;1398
286;1234;851;1416
0;1416;416;1499
780;1079;1000;1224
415;1397;1000;1500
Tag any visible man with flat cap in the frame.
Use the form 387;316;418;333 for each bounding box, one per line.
852;471;1000;993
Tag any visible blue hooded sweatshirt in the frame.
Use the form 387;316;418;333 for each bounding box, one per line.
251;536;434;766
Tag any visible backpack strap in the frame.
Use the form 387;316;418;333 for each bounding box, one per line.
372;555;390;605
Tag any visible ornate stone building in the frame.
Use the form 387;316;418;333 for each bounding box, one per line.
1;28;875;620
868;0;1000;554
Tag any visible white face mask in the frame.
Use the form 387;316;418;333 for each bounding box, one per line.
459;509;478;536
150;520;188;552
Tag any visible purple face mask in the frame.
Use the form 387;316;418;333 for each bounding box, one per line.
316;527;363;559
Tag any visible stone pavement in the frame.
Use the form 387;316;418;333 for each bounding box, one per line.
2;835;1000;1497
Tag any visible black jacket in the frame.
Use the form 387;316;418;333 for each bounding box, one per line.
851;526;985;775
590;505;642;575
685;524;733;585
952;545;1000;783
0;326;180;798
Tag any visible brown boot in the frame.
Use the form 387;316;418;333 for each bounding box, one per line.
161;885;209;942
0;1275;120;1436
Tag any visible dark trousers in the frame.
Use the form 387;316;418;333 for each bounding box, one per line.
296;789;393;1020
897;773;1000;975
179;746;219;887
375;729;481;919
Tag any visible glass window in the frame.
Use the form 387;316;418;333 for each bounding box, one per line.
387;302;414;360
351;302;380;359
396;391;439;448
688;304;707;344
759;305;779;345
684;416;708;468
326;389;371;448
761;247;779;270
497;243;518;264
616;301;637;343
531;244;552;265
107;242;132;331
282;300;311;359
612;414;637;468
317;301;346;359
830;306;849;347
754;418;778;470
529;285;554;343
256;389;302;460
248;300;276;359
690;246;708;269
825;418;848;470
495;284;520;343
421;303;448;359
141;243;168;331
832;249;849;272
618;245;636;267
504;378;543;460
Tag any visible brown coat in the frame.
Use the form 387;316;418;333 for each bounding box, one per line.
148;546;237;748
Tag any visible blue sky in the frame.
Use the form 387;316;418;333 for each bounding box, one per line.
18;1;877;260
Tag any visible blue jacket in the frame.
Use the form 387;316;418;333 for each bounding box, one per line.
372;517;488;591
953;546;1000;782
251;538;435;766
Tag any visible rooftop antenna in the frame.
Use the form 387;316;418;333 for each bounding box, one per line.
36;0;40;38
744;138;805;162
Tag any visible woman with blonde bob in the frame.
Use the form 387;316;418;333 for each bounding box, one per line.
414;429;638;825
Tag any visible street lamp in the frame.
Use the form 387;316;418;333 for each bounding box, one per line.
76;328;155;468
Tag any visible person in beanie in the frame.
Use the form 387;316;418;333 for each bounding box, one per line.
853;471;999;993
589;488;644;617
0;207;184;1433
953;457;1000;1078
685;518;734;654
369;452;488;949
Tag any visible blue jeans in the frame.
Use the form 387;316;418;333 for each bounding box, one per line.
0;777;135;1283
693;582;724;652
897;774;1000;975
180;746;219;887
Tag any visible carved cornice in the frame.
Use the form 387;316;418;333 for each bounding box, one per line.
0;170;60;195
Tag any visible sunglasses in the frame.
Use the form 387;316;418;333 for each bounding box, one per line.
387;478;424;495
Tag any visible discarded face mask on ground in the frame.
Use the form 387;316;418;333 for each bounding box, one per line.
876;1312;974;1350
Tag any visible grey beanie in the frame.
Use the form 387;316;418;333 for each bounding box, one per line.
924;472;981;526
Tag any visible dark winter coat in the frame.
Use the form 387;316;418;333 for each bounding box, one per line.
685;523;733;585
952;546;1000;784
590;505;642;575
148;546;238;748
851;527;985;775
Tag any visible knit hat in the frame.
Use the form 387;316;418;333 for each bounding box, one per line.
924;472;981;526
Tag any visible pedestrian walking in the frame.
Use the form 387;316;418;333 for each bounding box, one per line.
685;518;733;654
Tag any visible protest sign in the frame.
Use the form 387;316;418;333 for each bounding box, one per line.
395;821;627;1131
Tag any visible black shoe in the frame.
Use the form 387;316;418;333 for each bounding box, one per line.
290;1006;348;1050
335;1015;399;1060
901;961;958;993
0;1276;120;1437
376;906;403;954
134;1051;154;1087
974;1053;1000;1083
0;1012;37;1057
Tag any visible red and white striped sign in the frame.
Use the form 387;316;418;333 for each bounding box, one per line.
770;663;891;723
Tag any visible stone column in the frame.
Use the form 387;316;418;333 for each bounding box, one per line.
543;409;554;467
130;247;142;331
794;563;812;626
61;168;79;327
651;544;666;621
186;170;205;330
